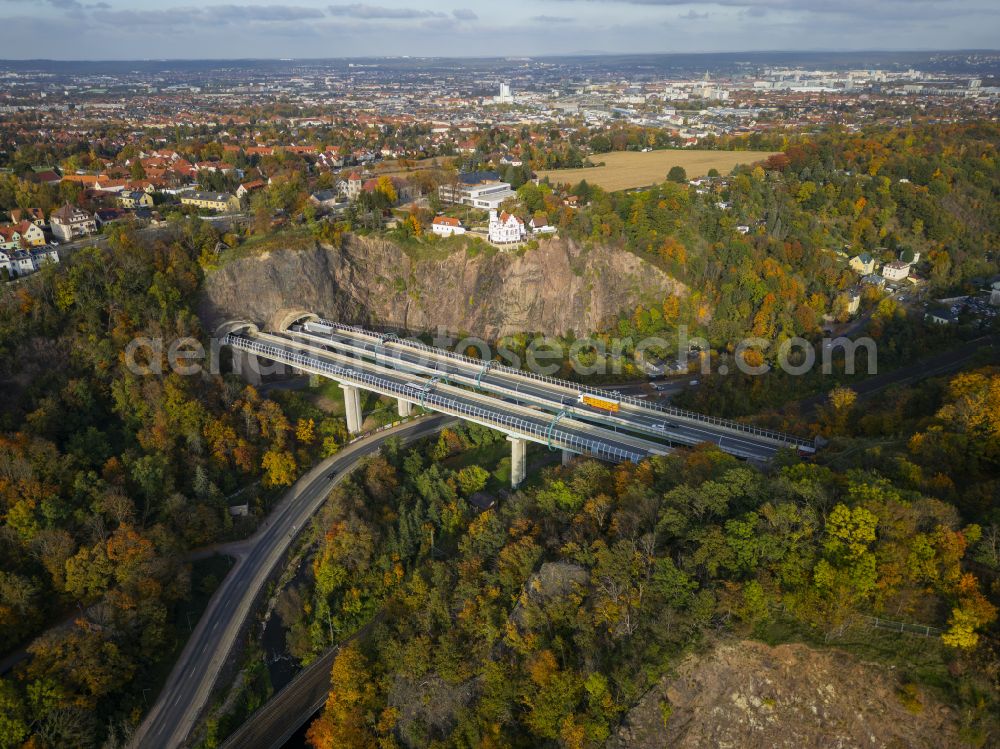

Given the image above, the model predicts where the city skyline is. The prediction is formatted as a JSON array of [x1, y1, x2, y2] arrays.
[[0, 0, 999, 60]]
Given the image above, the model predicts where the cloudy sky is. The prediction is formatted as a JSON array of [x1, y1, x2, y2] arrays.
[[0, 0, 997, 59]]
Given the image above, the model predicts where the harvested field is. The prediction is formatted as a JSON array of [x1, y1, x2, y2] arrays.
[[537, 149, 777, 191], [373, 155, 454, 177]]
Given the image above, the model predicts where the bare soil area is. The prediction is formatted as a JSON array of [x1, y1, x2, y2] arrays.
[[607, 639, 964, 749]]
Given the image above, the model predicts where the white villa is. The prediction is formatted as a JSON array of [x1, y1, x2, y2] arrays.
[[488, 210, 526, 245]]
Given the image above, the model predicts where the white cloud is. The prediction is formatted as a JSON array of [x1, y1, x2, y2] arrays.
[[327, 3, 445, 19]]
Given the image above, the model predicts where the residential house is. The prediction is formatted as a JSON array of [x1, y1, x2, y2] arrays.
[[50, 204, 96, 242], [849, 252, 875, 274], [308, 190, 341, 211], [845, 288, 862, 316], [882, 260, 910, 283], [30, 246, 58, 267], [488, 210, 526, 244], [431, 216, 466, 237], [94, 178, 129, 193], [119, 190, 155, 209], [12, 221, 45, 247], [195, 161, 236, 175], [10, 208, 45, 227], [0, 226, 21, 251], [10, 250, 35, 275], [861, 273, 886, 289], [29, 171, 61, 186], [61, 174, 101, 188], [529, 213, 556, 235], [343, 172, 364, 200], [316, 150, 344, 170], [0, 246, 57, 278], [94, 207, 129, 228], [237, 179, 266, 199], [180, 192, 241, 213]]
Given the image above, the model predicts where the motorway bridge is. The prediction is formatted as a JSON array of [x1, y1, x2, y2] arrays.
[[221, 310, 814, 485]]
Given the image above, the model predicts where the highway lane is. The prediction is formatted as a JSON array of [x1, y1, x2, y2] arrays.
[[131, 415, 454, 749], [240, 332, 666, 462], [309, 320, 810, 451], [286, 322, 790, 460]]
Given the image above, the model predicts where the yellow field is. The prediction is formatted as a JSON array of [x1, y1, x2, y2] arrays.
[[537, 149, 777, 192]]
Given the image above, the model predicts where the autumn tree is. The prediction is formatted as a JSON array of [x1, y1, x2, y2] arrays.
[[307, 644, 378, 749]]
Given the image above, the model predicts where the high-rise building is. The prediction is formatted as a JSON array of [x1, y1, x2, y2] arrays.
[[496, 82, 514, 104]]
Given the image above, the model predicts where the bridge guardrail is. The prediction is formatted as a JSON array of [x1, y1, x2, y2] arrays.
[[311, 319, 814, 450], [282, 326, 759, 460], [227, 335, 646, 464]]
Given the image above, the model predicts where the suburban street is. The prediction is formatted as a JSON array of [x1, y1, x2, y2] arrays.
[[130, 414, 453, 749]]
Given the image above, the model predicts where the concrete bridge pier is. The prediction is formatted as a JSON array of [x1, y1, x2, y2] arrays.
[[340, 384, 363, 434], [508, 436, 527, 488], [397, 399, 414, 418], [562, 449, 574, 467], [231, 348, 262, 386]]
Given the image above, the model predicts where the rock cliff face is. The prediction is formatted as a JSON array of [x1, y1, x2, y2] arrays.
[[198, 234, 684, 338]]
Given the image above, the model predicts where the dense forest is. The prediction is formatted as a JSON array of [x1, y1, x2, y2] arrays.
[[302, 366, 999, 748], [0, 222, 349, 746]]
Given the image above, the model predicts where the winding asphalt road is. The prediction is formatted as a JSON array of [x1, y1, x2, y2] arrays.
[[130, 414, 452, 749]]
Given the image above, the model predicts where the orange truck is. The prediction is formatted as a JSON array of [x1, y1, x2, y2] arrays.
[[578, 393, 620, 412]]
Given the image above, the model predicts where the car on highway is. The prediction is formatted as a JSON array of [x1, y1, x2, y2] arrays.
[[689, 380, 700, 386], [651, 422, 678, 430], [327, 469, 338, 480]]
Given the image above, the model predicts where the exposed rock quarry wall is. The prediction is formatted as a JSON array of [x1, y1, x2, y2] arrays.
[[607, 639, 962, 749], [198, 234, 685, 339]]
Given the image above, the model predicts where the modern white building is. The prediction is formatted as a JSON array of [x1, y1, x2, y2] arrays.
[[488, 210, 526, 244], [439, 174, 517, 211], [495, 82, 514, 104]]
